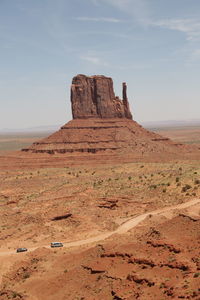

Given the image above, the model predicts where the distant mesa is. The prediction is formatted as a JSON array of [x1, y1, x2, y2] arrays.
[[22, 74, 187, 156]]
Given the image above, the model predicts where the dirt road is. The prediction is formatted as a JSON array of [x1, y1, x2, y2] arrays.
[[0, 198, 199, 257]]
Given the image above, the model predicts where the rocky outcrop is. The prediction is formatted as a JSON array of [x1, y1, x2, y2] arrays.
[[71, 75, 132, 119], [22, 74, 188, 156]]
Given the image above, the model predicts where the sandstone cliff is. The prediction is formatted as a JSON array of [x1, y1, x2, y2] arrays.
[[71, 75, 132, 119]]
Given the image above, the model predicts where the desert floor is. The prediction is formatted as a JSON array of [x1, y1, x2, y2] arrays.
[[0, 127, 200, 299]]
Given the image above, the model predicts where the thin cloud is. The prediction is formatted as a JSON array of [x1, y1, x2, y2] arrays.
[[96, 0, 151, 25], [80, 54, 109, 66], [74, 17, 124, 23], [96, 0, 200, 42], [152, 18, 200, 41]]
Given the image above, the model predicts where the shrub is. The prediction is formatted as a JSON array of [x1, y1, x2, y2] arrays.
[[12, 292, 21, 299], [194, 179, 200, 185], [23, 272, 30, 279], [149, 184, 157, 189], [182, 184, 192, 192]]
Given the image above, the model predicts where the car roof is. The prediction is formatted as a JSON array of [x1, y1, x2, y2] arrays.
[[51, 242, 62, 244]]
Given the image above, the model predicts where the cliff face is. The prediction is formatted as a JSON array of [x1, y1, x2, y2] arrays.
[[71, 75, 132, 119]]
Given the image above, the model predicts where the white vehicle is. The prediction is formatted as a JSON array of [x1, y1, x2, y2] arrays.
[[50, 242, 63, 248], [16, 247, 28, 253]]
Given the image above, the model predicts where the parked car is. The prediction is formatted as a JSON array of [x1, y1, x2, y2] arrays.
[[50, 242, 63, 248], [16, 247, 28, 253]]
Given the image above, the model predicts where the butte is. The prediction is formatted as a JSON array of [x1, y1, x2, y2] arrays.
[[22, 74, 193, 159]]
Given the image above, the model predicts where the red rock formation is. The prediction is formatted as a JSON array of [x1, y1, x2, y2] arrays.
[[22, 74, 192, 156], [71, 74, 132, 119]]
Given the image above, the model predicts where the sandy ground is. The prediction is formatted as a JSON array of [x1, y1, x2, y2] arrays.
[[0, 150, 200, 299]]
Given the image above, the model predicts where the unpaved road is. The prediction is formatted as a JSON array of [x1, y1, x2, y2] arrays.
[[0, 198, 200, 257]]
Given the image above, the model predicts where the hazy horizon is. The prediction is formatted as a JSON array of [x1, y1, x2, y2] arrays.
[[1, 0, 200, 129], [2, 118, 200, 133]]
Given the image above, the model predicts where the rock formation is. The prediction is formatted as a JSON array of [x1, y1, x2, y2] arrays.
[[71, 75, 132, 119], [22, 74, 187, 156]]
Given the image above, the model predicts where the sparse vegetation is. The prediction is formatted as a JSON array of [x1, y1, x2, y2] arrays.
[[182, 184, 192, 193]]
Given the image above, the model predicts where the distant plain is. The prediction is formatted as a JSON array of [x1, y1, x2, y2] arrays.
[[1, 125, 200, 152]]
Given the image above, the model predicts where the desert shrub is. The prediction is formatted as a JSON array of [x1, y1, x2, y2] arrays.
[[182, 184, 192, 192], [194, 272, 200, 278], [194, 179, 200, 184], [12, 291, 21, 298], [167, 183, 170, 186], [128, 176, 132, 180], [176, 177, 180, 182], [23, 272, 30, 279], [149, 184, 157, 189], [162, 188, 166, 193]]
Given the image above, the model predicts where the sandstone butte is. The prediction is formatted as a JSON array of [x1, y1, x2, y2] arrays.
[[22, 74, 195, 157]]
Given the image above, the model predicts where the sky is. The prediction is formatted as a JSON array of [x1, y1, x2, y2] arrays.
[[1, 0, 200, 129]]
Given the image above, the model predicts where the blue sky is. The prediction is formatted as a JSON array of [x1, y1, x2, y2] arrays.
[[1, 0, 200, 129]]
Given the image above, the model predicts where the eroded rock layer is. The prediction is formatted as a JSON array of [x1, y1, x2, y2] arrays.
[[22, 118, 184, 155]]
